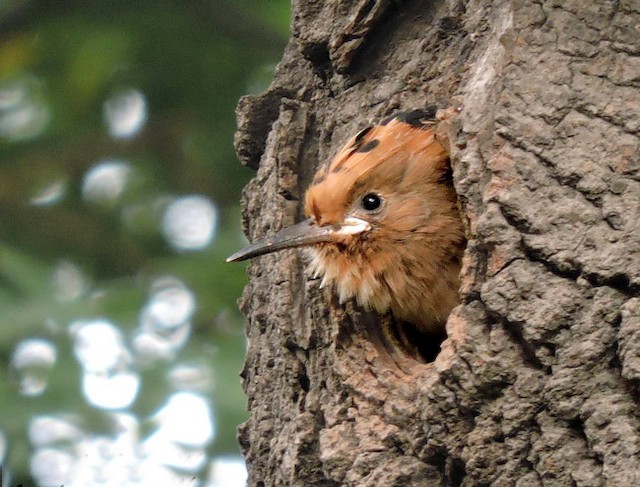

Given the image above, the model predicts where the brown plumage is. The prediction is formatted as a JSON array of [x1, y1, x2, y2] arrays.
[[228, 109, 466, 334]]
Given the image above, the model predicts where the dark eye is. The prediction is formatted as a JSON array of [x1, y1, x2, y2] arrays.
[[361, 193, 382, 212]]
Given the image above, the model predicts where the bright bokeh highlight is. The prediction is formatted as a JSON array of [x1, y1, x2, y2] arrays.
[[162, 195, 218, 251], [104, 88, 148, 139], [11, 339, 57, 396]]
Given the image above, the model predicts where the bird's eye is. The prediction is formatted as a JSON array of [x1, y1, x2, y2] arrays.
[[361, 193, 383, 212]]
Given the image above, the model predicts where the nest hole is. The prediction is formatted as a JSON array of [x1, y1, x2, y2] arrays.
[[363, 312, 446, 368], [388, 320, 446, 364]]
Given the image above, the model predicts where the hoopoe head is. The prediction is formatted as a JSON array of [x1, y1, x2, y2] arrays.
[[228, 109, 466, 333]]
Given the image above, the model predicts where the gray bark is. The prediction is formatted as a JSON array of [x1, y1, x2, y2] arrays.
[[234, 0, 640, 485]]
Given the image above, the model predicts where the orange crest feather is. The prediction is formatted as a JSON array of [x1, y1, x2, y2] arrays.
[[305, 114, 449, 226]]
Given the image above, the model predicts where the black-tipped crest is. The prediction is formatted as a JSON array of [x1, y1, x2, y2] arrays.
[[356, 139, 380, 153], [380, 106, 438, 127]]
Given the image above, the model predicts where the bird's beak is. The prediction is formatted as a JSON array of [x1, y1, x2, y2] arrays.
[[226, 217, 370, 263]]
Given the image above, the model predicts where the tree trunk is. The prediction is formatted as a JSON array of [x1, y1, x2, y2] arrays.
[[234, 0, 640, 485]]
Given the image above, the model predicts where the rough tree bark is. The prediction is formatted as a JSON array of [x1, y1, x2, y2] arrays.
[[233, 1, 640, 485]]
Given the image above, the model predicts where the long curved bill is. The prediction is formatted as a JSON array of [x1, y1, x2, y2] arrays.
[[226, 217, 370, 263]]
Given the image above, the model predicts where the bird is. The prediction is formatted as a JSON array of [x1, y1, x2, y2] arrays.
[[227, 108, 466, 336]]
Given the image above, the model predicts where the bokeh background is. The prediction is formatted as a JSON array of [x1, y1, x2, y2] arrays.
[[0, 1, 290, 485]]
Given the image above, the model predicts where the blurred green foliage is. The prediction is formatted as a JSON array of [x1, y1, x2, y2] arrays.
[[0, 0, 289, 484]]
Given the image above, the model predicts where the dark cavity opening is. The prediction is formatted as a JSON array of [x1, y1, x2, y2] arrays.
[[388, 319, 446, 364], [363, 311, 448, 368]]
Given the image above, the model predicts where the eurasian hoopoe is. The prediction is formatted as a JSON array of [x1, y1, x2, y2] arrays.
[[228, 109, 465, 335]]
